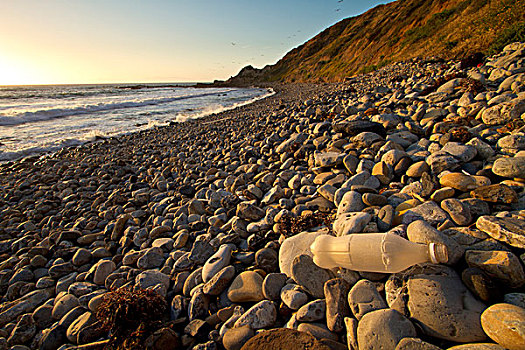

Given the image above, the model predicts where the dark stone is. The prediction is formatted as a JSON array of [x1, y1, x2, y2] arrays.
[[333, 121, 386, 137]]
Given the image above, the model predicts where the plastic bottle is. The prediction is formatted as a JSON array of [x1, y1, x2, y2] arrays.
[[310, 233, 448, 273]]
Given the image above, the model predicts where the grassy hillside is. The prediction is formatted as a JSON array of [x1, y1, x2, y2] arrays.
[[227, 0, 525, 84]]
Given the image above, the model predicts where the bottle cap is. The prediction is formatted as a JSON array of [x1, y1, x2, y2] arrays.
[[429, 243, 448, 264]]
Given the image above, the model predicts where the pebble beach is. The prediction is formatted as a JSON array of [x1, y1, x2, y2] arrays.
[[1, 42, 525, 350]]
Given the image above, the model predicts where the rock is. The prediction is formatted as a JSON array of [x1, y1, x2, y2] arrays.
[[135, 270, 170, 295], [447, 344, 505, 350], [333, 120, 386, 137], [236, 202, 265, 221], [39, 324, 67, 350], [426, 152, 460, 174], [357, 309, 416, 350], [52, 294, 79, 320], [291, 254, 331, 298], [462, 267, 502, 302], [202, 244, 233, 282], [402, 201, 449, 227], [378, 205, 394, 231], [144, 327, 180, 350], [362, 193, 387, 206], [7, 313, 35, 346], [279, 229, 327, 277], [333, 212, 372, 236], [441, 198, 472, 225], [227, 271, 264, 303], [71, 249, 92, 266], [32, 303, 53, 329], [262, 273, 287, 301], [492, 157, 525, 178], [296, 299, 326, 322], [234, 300, 276, 329], [395, 337, 442, 350], [315, 152, 344, 167], [0, 289, 51, 327], [92, 260, 116, 285], [297, 323, 338, 341], [465, 250, 525, 288], [240, 328, 331, 350], [388, 266, 486, 342], [442, 142, 477, 163], [324, 278, 350, 333], [255, 248, 278, 273], [481, 303, 525, 350], [66, 311, 97, 344], [188, 289, 209, 321], [471, 184, 518, 203], [504, 293, 525, 309], [439, 173, 478, 192], [336, 191, 365, 216], [137, 247, 165, 269], [280, 284, 308, 310], [222, 326, 254, 350], [202, 265, 235, 296], [348, 279, 387, 320], [406, 161, 430, 177], [476, 215, 525, 249]]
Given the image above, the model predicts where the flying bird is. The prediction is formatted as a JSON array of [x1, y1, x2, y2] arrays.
[[335, 8, 340, 11], [338, 0, 343, 3], [231, 42, 236, 46]]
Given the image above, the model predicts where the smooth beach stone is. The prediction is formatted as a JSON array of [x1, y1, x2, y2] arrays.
[[402, 201, 449, 227], [234, 300, 276, 329], [135, 270, 170, 292], [71, 249, 92, 266], [188, 289, 210, 321], [241, 328, 331, 350], [324, 278, 350, 333], [372, 161, 393, 185], [492, 157, 525, 178], [291, 254, 331, 298], [357, 309, 416, 350], [222, 326, 254, 350], [431, 187, 455, 202], [471, 184, 518, 203], [202, 265, 235, 296], [362, 193, 387, 206], [407, 220, 463, 264], [262, 273, 287, 301], [400, 266, 487, 342], [280, 284, 308, 310], [297, 323, 339, 341], [439, 172, 478, 192], [442, 142, 477, 163], [406, 161, 430, 178], [336, 191, 364, 217], [296, 299, 326, 322], [202, 244, 233, 282], [395, 337, 442, 350], [476, 215, 525, 248], [498, 134, 525, 150], [227, 271, 264, 303], [255, 248, 278, 273], [378, 204, 394, 231], [426, 152, 460, 174], [440, 198, 472, 226], [278, 229, 328, 277], [52, 294, 79, 320], [504, 293, 525, 309], [465, 250, 525, 288], [333, 212, 372, 236], [314, 151, 344, 168], [461, 267, 502, 302], [333, 120, 386, 137], [348, 279, 387, 320], [92, 260, 116, 285], [481, 303, 525, 350]]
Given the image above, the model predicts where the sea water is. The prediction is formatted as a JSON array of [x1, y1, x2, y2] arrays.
[[0, 84, 272, 162]]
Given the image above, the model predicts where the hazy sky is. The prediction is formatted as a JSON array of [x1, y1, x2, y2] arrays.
[[0, 0, 389, 85]]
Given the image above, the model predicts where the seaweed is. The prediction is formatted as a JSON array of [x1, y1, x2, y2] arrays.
[[278, 212, 333, 237], [96, 287, 168, 350]]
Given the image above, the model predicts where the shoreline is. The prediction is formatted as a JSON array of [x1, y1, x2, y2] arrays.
[[0, 44, 525, 349]]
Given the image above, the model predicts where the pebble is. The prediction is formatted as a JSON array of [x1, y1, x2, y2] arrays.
[[481, 303, 525, 350], [280, 284, 308, 310], [262, 273, 287, 301], [291, 254, 331, 298], [234, 300, 277, 329], [227, 271, 264, 302], [202, 244, 233, 282], [295, 299, 326, 322], [357, 309, 416, 350], [476, 215, 525, 249], [347, 279, 387, 320], [465, 250, 525, 288], [324, 278, 350, 333]]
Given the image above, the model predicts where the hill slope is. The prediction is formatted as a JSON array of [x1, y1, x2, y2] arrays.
[[226, 0, 525, 84]]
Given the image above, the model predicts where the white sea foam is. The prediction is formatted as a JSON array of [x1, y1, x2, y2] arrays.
[[0, 84, 272, 162]]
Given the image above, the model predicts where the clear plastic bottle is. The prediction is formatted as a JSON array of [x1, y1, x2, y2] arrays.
[[310, 233, 448, 273]]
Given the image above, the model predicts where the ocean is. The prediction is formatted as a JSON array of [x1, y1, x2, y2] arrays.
[[0, 84, 273, 162]]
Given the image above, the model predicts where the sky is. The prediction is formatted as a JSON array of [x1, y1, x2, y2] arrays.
[[0, 0, 390, 85]]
